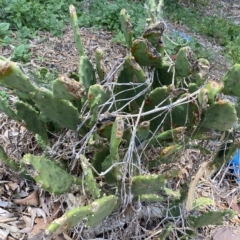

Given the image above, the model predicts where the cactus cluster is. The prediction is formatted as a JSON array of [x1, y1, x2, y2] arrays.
[[0, 2, 239, 239]]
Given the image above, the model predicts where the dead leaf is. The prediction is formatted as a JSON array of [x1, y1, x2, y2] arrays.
[[35, 208, 47, 223], [0, 208, 12, 219], [28, 217, 50, 237], [0, 228, 9, 239], [0, 201, 9, 208], [227, 196, 240, 215], [0, 223, 19, 233], [39, 196, 50, 217], [19, 216, 33, 233], [213, 227, 240, 240], [9, 231, 23, 239], [7, 182, 19, 191], [14, 190, 39, 206]]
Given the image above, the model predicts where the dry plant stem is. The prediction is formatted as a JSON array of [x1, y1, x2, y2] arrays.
[[186, 161, 209, 211], [0, 217, 18, 223], [121, 100, 145, 208], [116, 89, 200, 118], [103, 58, 125, 84]]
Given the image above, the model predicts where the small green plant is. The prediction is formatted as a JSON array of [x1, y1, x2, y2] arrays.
[[163, 30, 214, 60], [11, 44, 30, 62], [77, 0, 146, 39], [0, 22, 12, 46], [0, 22, 10, 38], [164, 0, 240, 63]]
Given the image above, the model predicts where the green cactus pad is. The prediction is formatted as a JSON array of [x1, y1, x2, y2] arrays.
[[142, 21, 165, 53], [120, 9, 133, 48], [92, 146, 110, 174], [15, 101, 48, 144], [164, 96, 199, 129], [200, 99, 237, 131], [149, 144, 183, 168], [0, 95, 19, 121], [131, 174, 166, 195], [143, 86, 170, 133], [188, 210, 235, 228], [204, 79, 224, 103], [88, 84, 110, 126], [95, 48, 106, 81], [147, 127, 186, 147], [136, 121, 150, 145], [0, 146, 20, 172], [175, 47, 195, 77], [222, 63, 240, 97], [159, 144, 182, 159], [0, 60, 38, 93], [102, 116, 124, 183], [52, 75, 85, 100], [192, 58, 210, 86], [79, 154, 101, 199], [46, 205, 89, 235], [139, 194, 164, 202], [79, 56, 96, 94], [20, 154, 74, 195], [153, 61, 174, 88], [115, 55, 147, 111], [86, 195, 118, 227], [198, 88, 209, 110], [131, 38, 162, 68], [32, 88, 81, 131], [69, 5, 85, 56], [193, 197, 214, 210], [46, 195, 118, 235], [38, 112, 52, 122], [210, 142, 238, 170], [188, 83, 199, 93]]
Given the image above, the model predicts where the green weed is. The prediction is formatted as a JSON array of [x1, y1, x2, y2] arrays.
[[77, 0, 146, 39], [11, 44, 31, 62], [0, 0, 82, 37], [164, 0, 240, 63]]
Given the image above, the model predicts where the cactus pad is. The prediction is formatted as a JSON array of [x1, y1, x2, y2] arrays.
[[20, 154, 74, 195], [204, 79, 224, 103], [131, 174, 166, 195], [200, 99, 237, 131], [188, 210, 235, 228], [79, 154, 101, 199], [0, 60, 38, 93], [120, 9, 133, 48], [86, 195, 118, 227], [222, 63, 240, 97], [175, 47, 195, 77], [0, 94, 19, 121], [15, 101, 48, 143], [143, 22, 165, 44], [131, 38, 162, 68], [32, 88, 81, 131], [95, 48, 106, 81], [52, 75, 85, 100], [115, 55, 147, 111]]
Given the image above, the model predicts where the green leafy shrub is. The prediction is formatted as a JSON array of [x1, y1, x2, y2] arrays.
[[0, 0, 82, 37], [11, 44, 30, 62], [78, 0, 146, 38], [164, 0, 240, 63]]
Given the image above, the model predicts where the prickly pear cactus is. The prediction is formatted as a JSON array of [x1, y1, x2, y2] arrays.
[[0, 2, 239, 239]]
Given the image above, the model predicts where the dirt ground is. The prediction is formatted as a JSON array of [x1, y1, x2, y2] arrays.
[[0, 1, 240, 239]]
